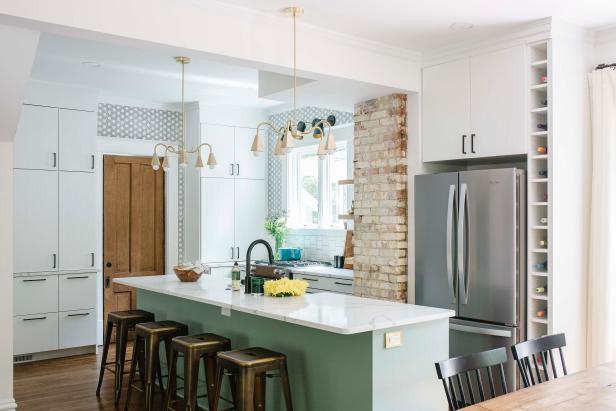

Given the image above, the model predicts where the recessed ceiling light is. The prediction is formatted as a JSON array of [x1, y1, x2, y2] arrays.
[[81, 61, 101, 68], [450, 22, 474, 31]]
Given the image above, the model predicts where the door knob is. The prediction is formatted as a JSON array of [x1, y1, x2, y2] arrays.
[[106, 261, 112, 268]]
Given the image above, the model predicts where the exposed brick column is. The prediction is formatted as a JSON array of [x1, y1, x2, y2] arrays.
[[353, 94, 408, 302]]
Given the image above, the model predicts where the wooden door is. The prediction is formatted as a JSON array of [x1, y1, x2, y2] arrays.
[[422, 58, 471, 162], [103, 155, 165, 327], [59, 109, 96, 172], [470, 45, 527, 158]]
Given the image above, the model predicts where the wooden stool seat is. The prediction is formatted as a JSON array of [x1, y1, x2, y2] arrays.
[[124, 320, 189, 411], [213, 347, 293, 411], [96, 309, 155, 407], [166, 333, 232, 411]]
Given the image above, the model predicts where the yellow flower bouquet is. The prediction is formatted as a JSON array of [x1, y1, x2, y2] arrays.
[[264, 278, 309, 297]]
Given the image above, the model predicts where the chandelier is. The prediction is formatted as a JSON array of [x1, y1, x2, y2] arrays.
[[151, 56, 217, 171], [250, 7, 336, 159]]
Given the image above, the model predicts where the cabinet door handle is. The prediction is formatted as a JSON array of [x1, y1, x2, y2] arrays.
[[462, 135, 467, 154], [302, 277, 318, 282], [334, 281, 353, 286], [67, 313, 90, 317], [91, 155, 95, 170], [22, 278, 47, 282], [52, 253, 57, 269], [23, 316, 47, 321], [236, 163, 240, 176], [471, 133, 476, 154], [236, 247, 240, 259], [91, 252, 95, 267], [67, 276, 88, 280], [230, 247, 235, 259], [229, 163, 234, 176], [52, 153, 57, 168]]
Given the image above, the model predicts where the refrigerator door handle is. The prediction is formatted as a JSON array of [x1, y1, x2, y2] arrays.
[[458, 183, 470, 304], [449, 323, 513, 338], [446, 184, 457, 303]]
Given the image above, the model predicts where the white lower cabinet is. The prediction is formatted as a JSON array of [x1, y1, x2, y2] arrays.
[[59, 273, 96, 311], [293, 273, 354, 295], [14, 313, 59, 355], [59, 309, 96, 349], [13, 272, 96, 356], [13, 275, 58, 316]]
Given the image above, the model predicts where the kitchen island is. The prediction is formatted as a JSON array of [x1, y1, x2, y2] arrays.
[[115, 275, 454, 411]]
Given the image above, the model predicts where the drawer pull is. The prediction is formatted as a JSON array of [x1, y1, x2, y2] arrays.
[[66, 276, 89, 280], [334, 282, 353, 286], [302, 278, 319, 282], [23, 317, 47, 321], [67, 313, 90, 317], [22, 278, 47, 282]]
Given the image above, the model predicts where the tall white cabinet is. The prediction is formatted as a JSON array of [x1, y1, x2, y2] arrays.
[[13, 103, 97, 360], [199, 123, 268, 263]]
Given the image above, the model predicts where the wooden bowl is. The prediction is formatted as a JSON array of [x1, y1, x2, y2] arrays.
[[173, 266, 203, 282]]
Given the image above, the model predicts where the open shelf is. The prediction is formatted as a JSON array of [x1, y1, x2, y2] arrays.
[[530, 59, 548, 68], [531, 131, 548, 136], [530, 83, 548, 90], [338, 179, 354, 185], [338, 214, 354, 220], [530, 107, 548, 113]]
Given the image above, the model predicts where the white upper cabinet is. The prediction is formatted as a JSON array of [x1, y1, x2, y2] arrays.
[[59, 110, 96, 172], [201, 124, 235, 178], [234, 127, 266, 180], [14, 105, 58, 170], [423, 58, 471, 162], [422, 45, 526, 162], [14, 170, 59, 273], [201, 178, 236, 263], [234, 179, 268, 261], [59, 172, 97, 271], [469, 45, 526, 158]]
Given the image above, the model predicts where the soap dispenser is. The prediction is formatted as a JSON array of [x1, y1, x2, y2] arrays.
[[231, 262, 241, 291]]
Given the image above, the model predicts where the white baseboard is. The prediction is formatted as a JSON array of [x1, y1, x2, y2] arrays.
[[0, 397, 17, 411]]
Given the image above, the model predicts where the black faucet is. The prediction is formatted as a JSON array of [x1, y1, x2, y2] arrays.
[[244, 239, 274, 294]]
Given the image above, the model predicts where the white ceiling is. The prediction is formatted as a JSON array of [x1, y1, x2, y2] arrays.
[[31, 33, 281, 108], [213, 0, 616, 51]]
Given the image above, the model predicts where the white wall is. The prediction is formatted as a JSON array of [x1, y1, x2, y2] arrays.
[[593, 27, 616, 67], [0, 24, 39, 411]]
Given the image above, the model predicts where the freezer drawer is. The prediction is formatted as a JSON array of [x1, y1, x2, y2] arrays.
[[14, 313, 59, 355], [59, 272, 97, 311], [449, 319, 519, 391], [13, 275, 58, 316]]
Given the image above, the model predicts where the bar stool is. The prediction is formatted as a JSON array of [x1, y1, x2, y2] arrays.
[[124, 320, 189, 411], [96, 309, 155, 406], [213, 347, 293, 411], [165, 333, 232, 411]]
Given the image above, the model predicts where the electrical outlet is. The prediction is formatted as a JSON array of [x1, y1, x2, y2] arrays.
[[221, 307, 231, 317], [385, 331, 402, 349]]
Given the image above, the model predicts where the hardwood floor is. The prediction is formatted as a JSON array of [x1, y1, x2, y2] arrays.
[[14, 345, 165, 411]]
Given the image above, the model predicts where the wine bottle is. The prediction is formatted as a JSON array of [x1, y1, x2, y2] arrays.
[[536, 309, 547, 318], [540, 74, 548, 83], [535, 286, 547, 294], [538, 169, 548, 177], [536, 146, 548, 154], [539, 239, 547, 247], [541, 99, 548, 106], [537, 123, 548, 130], [534, 261, 548, 270], [540, 217, 548, 224]]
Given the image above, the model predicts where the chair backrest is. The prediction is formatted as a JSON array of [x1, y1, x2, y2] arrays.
[[435, 347, 509, 410], [511, 333, 567, 388]]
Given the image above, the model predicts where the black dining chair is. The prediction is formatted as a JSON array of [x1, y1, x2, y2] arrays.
[[435, 347, 510, 410], [511, 333, 567, 388]]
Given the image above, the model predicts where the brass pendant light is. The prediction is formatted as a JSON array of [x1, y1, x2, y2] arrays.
[[151, 56, 217, 171], [250, 6, 336, 159]]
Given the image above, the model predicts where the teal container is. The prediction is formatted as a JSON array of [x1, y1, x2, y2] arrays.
[[278, 247, 302, 261]]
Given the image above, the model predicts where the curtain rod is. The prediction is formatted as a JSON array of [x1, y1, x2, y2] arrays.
[[596, 63, 616, 70]]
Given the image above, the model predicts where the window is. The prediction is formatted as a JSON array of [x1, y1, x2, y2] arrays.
[[286, 141, 348, 228]]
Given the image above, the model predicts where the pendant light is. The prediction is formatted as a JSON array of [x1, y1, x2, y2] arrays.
[[249, 7, 336, 158], [151, 56, 217, 171]]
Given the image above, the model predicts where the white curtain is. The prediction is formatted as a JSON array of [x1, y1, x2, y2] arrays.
[[587, 68, 616, 367]]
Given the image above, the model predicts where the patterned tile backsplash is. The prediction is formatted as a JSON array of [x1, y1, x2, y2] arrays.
[[284, 230, 347, 264]]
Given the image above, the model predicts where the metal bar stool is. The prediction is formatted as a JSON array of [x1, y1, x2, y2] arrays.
[[124, 320, 189, 411], [96, 309, 155, 406], [165, 333, 233, 411], [212, 347, 293, 411]]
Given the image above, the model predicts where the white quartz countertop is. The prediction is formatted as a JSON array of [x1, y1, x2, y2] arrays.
[[292, 266, 353, 279], [115, 275, 454, 335]]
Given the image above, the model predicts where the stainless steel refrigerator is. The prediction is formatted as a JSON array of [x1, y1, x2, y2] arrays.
[[415, 168, 525, 389]]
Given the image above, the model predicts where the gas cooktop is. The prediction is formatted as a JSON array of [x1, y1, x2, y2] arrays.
[[255, 260, 331, 268]]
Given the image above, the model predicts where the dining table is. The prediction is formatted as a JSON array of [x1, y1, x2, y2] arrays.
[[466, 361, 616, 410]]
